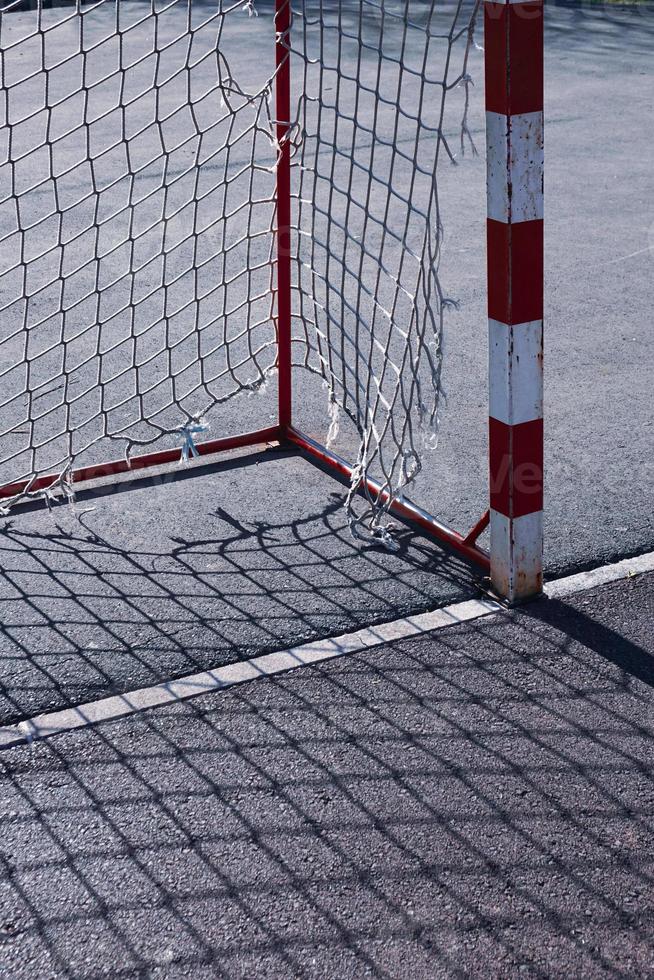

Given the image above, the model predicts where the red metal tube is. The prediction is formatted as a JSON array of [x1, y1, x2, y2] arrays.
[[463, 508, 490, 546], [275, 0, 293, 431], [285, 427, 490, 571], [0, 425, 282, 500]]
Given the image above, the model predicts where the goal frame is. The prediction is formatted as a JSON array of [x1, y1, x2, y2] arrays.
[[0, 0, 544, 604]]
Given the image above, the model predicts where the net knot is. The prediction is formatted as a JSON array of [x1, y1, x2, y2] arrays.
[[180, 418, 210, 465]]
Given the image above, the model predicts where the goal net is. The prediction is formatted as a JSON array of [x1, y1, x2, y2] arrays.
[[0, 0, 479, 541]]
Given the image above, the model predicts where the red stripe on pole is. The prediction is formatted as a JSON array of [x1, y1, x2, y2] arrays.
[[489, 417, 543, 519], [487, 218, 543, 325], [275, 0, 292, 431], [484, 1, 544, 117]]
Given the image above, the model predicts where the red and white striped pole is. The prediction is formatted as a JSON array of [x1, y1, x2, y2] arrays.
[[485, 0, 544, 602]]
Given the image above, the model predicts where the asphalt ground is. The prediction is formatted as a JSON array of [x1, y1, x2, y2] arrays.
[[0, 3, 652, 976], [0, 450, 479, 727], [0, 569, 652, 979], [0, 0, 653, 728]]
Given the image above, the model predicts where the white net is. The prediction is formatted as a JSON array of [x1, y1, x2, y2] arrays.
[[288, 0, 478, 541], [0, 0, 479, 531]]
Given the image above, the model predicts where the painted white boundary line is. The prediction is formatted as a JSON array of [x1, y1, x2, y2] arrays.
[[0, 598, 499, 750], [544, 551, 654, 599], [1, 551, 653, 750]]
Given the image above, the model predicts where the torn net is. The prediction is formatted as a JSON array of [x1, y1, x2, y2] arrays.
[[0, 0, 479, 536], [287, 0, 479, 542]]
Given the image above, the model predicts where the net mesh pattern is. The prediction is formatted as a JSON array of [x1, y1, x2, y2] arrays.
[[288, 0, 478, 540], [0, 0, 479, 530]]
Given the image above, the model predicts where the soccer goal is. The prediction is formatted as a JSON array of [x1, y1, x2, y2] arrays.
[[0, 0, 543, 603]]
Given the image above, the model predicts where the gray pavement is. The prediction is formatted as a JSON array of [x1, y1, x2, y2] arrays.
[[0, 569, 653, 979], [0, 450, 478, 726], [0, 0, 652, 745]]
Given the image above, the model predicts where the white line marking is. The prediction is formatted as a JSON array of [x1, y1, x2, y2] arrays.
[[543, 550, 654, 599], [608, 244, 653, 264], [1, 551, 653, 750]]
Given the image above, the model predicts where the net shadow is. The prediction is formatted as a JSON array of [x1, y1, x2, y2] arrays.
[[0, 580, 653, 977], [0, 450, 479, 726]]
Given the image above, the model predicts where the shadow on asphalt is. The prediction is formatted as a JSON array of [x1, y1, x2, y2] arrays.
[[524, 597, 654, 690], [0, 450, 477, 727], [545, 0, 654, 57], [0, 576, 653, 977]]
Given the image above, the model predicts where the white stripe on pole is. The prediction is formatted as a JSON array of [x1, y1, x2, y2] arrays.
[[489, 318, 544, 427], [490, 510, 544, 602], [486, 111, 544, 224]]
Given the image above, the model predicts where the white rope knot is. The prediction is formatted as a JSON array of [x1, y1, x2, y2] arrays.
[[180, 419, 210, 465]]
